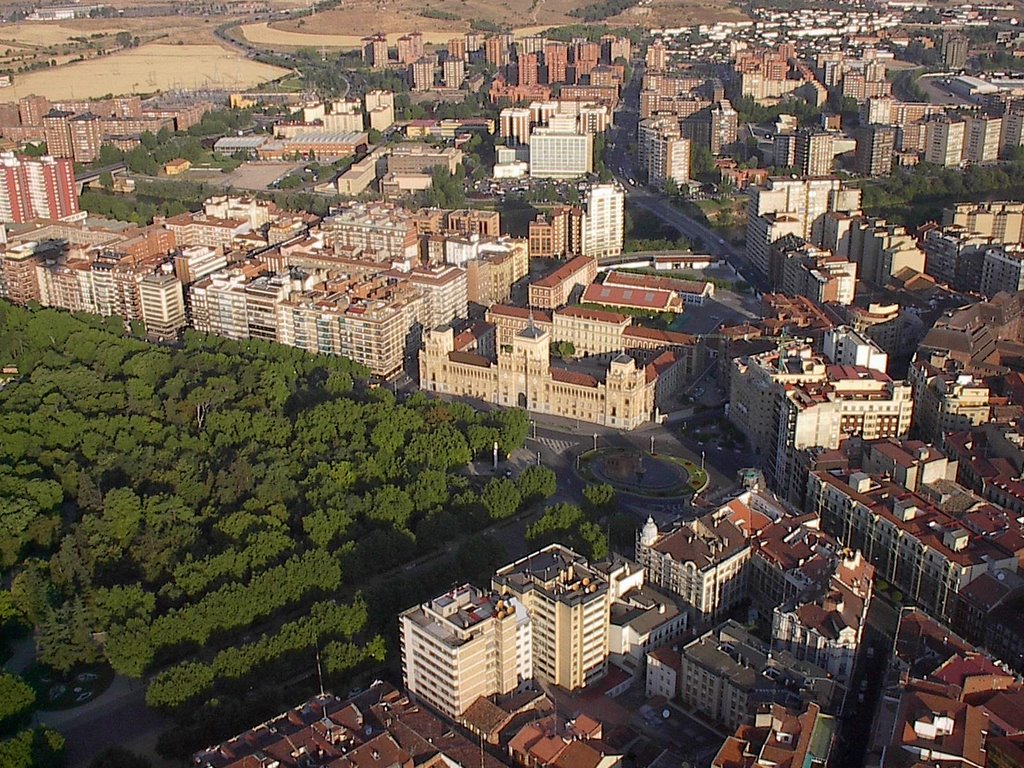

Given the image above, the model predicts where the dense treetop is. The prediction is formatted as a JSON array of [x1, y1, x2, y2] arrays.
[[0, 302, 532, 754]]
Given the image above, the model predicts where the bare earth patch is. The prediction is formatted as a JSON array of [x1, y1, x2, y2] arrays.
[[1, 43, 289, 99]]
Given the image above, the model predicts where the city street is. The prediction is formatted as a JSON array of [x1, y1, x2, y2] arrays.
[[606, 63, 770, 297]]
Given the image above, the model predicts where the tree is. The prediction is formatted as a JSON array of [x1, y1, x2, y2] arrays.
[[0, 727, 65, 768], [690, 143, 716, 180], [492, 409, 529, 454], [516, 465, 557, 503], [583, 483, 615, 512], [481, 477, 522, 520], [0, 674, 35, 732], [456, 534, 507, 583], [36, 599, 98, 673], [368, 128, 383, 144]]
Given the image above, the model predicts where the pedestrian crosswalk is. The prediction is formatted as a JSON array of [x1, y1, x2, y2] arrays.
[[534, 436, 577, 454]]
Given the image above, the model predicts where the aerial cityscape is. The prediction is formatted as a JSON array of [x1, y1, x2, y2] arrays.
[[6, 0, 1024, 767]]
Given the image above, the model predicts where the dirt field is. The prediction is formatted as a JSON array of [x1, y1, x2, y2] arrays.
[[610, 0, 748, 26], [220, 162, 301, 190], [1, 43, 289, 99], [0, 23, 130, 46], [252, 0, 744, 45], [240, 22, 558, 50]]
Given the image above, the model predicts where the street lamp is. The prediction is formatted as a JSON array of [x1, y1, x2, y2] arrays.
[[650, 435, 655, 454], [536, 451, 542, 466], [531, 419, 537, 440], [701, 450, 706, 470], [593, 433, 599, 451]]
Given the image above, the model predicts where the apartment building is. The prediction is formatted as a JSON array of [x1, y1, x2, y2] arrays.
[[855, 124, 896, 176], [921, 225, 993, 291], [528, 128, 593, 178], [965, 115, 1001, 164], [924, 118, 966, 168], [730, 342, 914, 499], [580, 184, 624, 259], [397, 32, 424, 65], [163, 212, 251, 250], [365, 90, 396, 132], [807, 470, 1024, 621], [860, 441, 953, 497], [748, 513, 840, 620], [463, 240, 529, 307], [638, 116, 691, 187], [909, 360, 990, 443], [831, 217, 926, 285], [492, 545, 611, 691], [636, 508, 751, 626], [845, 302, 906, 358], [795, 131, 834, 177], [324, 201, 421, 264], [981, 246, 1024, 296], [204, 195, 274, 230], [822, 326, 888, 373], [139, 271, 186, 341], [770, 551, 874, 685], [712, 703, 836, 768], [404, 265, 468, 329], [173, 245, 228, 285], [769, 236, 857, 305], [944, 200, 1024, 245], [362, 34, 389, 68], [69, 112, 102, 163], [0, 152, 78, 224], [745, 177, 861, 277], [399, 584, 531, 719], [41, 109, 73, 158], [528, 255, 598, 309], [277, 289, 421, 379], [680, 620, 837, 730]]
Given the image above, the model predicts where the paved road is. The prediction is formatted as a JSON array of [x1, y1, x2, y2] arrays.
[[34, 676, 172, 768], [606, 62, 769, 296]]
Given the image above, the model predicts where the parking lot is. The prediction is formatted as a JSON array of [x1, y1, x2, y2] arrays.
[[221, 161, 302, 190]]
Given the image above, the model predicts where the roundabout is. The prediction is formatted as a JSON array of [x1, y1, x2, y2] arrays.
[[580, 448, 708, 497]]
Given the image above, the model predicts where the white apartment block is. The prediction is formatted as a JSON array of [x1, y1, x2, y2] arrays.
[[400, 584, 532, 718], [980, 246, 1024, 296], [529, 128, 594, 179], [924, 119, 965, 168], [965, 116, 1001, 165], [405, 265, 468, 328], [580, 183, 624, 259], [823, 325, 888, 373], [745, 177, 861, 277], [730, 342, 914, 498]]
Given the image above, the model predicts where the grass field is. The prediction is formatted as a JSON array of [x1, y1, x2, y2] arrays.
[[1, 43, 289, 99]]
